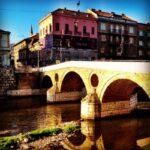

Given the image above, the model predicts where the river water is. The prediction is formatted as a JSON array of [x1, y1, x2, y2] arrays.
[[0, 102, 150, 150]]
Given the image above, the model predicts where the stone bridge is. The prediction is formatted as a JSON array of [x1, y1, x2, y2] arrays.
[[38, 61, 150, 119]]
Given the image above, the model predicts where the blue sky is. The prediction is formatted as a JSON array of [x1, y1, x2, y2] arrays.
[[0, 0, 149, 44]]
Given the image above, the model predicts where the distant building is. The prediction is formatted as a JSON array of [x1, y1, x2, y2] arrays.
[[0, 29, 11, 67], [39, 8, 98, 63], [13, 33, 39, 69], [88, 9, 139, 59], [137, 23, 150, 59]]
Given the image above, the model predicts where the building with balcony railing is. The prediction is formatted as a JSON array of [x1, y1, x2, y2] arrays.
[[87, 9, 138, 59], [137, 23, 150, 59], [13, 33, 39, 69], [39, 8, 98, 63]]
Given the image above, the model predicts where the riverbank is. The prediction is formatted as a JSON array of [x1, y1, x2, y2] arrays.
[[0, 121, 80, 150]]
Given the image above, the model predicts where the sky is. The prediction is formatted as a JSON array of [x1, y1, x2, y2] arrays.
[[0, 0, 149, 44]]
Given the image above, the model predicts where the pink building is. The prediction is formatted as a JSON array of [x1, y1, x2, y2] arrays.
[[39, 8, 98, 62]]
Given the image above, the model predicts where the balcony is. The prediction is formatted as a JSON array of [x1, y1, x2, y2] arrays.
[[109, 29, 122, 34], [65, 30, 72, 35], [74, 31, 82, 36], [83, 32, 90, 37]]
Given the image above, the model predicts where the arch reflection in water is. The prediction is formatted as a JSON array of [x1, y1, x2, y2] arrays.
[[62, 120, 105, 150], [62, 118, 150, 150]]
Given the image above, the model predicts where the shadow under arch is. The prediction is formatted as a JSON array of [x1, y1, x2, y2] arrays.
[[102, 79, 149, 103], [60, 71, 87, 98], [41, 75, 53, 89]]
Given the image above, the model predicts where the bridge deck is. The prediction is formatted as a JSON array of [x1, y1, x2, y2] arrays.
[[40, 61, 150, 73]]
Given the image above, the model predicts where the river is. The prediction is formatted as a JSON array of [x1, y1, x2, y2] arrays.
[[0, 101, 150, 150]]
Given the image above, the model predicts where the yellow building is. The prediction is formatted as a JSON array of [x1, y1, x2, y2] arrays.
[[13, 34, 39, 70]]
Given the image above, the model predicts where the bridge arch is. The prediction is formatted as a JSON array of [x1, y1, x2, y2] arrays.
[[60, 71, 87, 97], [41, 75, 53, 89], [100, 74, 149, 103]]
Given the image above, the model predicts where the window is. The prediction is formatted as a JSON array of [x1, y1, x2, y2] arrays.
[[116, 36, 119, 42], [129, 26, 134, 34], [46, 26, 48, 34], [110, 24, 113, 32], [83, 26, 87, 34], [74, 25, 78, 33], [49, 24, 52, 33], [139, 50, 143, 56], [147, 32, 150, 37], [1, 34, 8, 47], [55, 23, 60, 31], [100, 23, 106, 31], [101, 35, 106, 41], [116, 25, 119, 33], [65, 24, 69, 33], [101, 47, 105, 53], [121, 26, 124, 33], [139, 40, 143, 46], [129, 37, 134, 44], [91, 27, 95, 34], [139, 30, 144, 36]]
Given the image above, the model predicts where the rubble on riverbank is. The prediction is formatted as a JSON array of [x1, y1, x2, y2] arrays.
[[0, 121, 80, 150]]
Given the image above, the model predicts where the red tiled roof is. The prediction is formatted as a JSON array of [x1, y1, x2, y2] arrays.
[[91, 9, 137, 22], [52, 8, 96, 20]]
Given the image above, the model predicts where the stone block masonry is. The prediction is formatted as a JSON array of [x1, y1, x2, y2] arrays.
[[0, 68, 16, 97]]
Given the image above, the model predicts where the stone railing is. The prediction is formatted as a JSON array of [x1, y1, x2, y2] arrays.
[[7, 89, 47, 97], [47, 91, 82, 103]]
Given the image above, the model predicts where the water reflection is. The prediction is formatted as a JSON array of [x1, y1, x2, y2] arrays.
[[0, 103, 80, 136], [64, 118, 150, 150], [0, 102, 150, 150]]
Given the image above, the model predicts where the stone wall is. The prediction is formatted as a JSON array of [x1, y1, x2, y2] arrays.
[[101, 101, 131, 118], [0, 68, 16, 97], [47, 91, 82, 103]]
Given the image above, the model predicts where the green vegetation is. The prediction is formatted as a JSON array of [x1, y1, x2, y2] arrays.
[[0, 136, 19, 150], [62, 124, 80, 133], [0, 123, 80, 150], [25, 127, 62, 141]]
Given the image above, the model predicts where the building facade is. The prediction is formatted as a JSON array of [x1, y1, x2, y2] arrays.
[[13, 34, 39, 69], [39, 8, 98, 63], [137, 23, 150, 59], [88, 9, 139, 59], [0, 29, 11, 67]]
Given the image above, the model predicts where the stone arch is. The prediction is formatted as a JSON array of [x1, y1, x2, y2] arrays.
[[60, 71, 87, 97], [41, 75, 53, 89], [101, 77, 149, 103]]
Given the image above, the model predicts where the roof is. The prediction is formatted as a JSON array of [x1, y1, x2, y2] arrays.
[[0, 29, 11, 34], [52, 8, 96, 20], [13, 33, 39, 47], [90, 9, 137, 23]]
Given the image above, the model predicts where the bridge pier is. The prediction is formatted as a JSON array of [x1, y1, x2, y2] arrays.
[[81, 89, 101, 120]]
